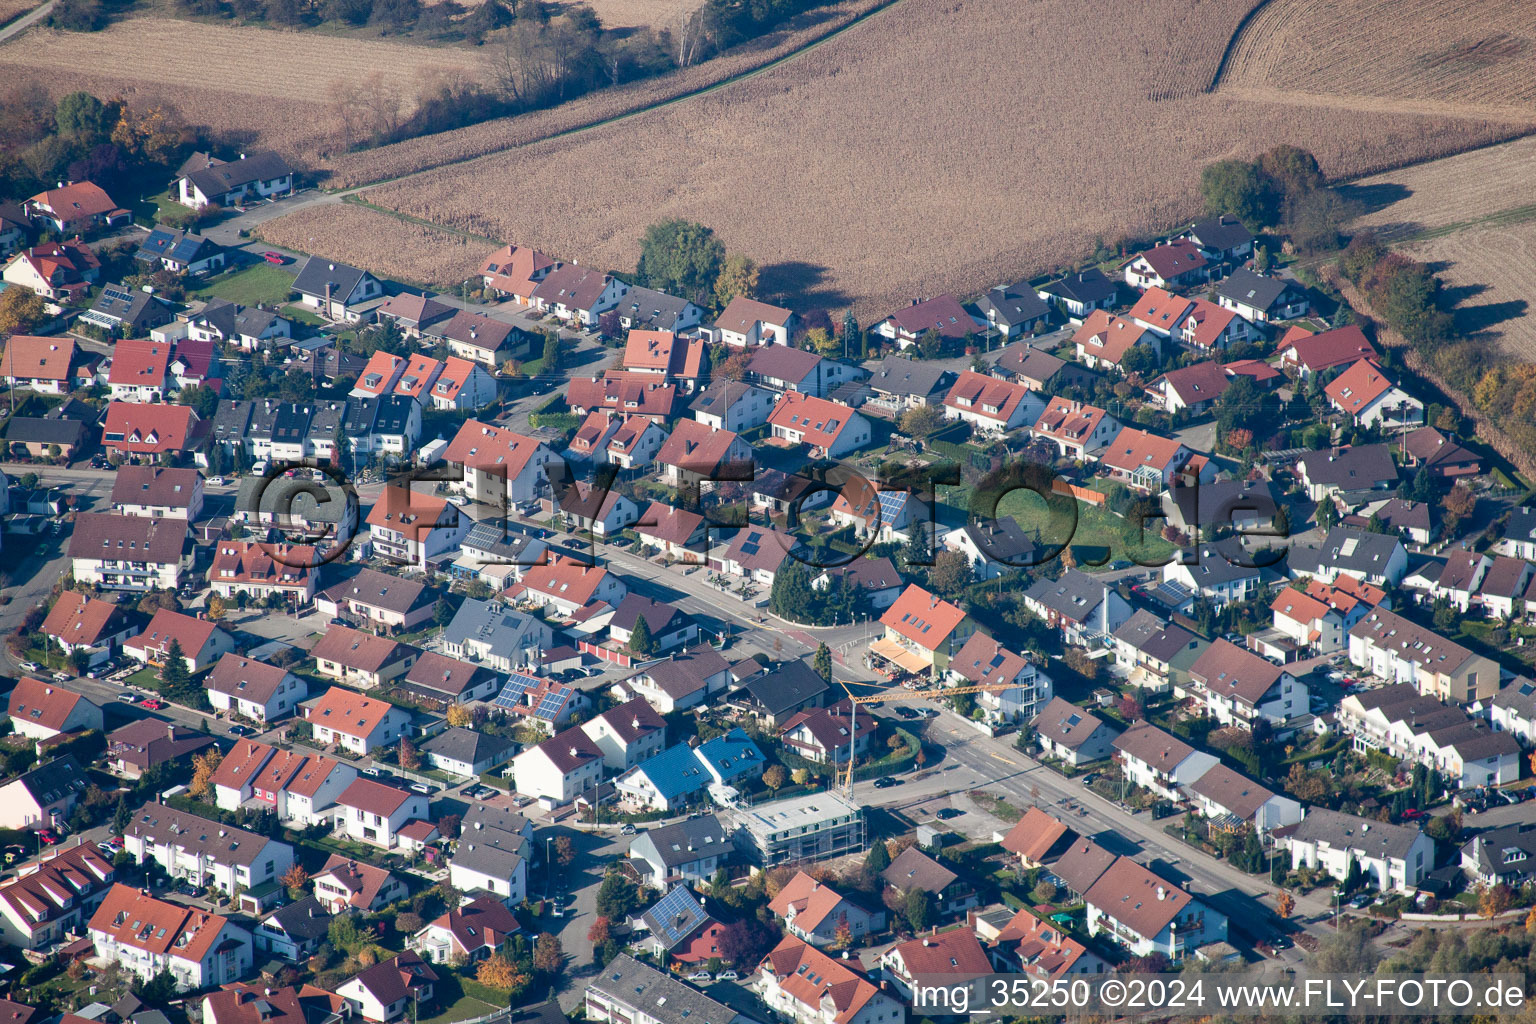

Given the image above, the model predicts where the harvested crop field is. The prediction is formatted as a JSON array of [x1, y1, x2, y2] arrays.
[[0, 0, 37, 25], [254, 203, 488, 288], [0, 18, 491, 162], [1345, 135, 1536, 241], [1404, 221, 1536, 361], [556, 0, 700, 30], [1218, 0, 1536, 121], [358, 0, 1528, 317], [321, 0, 891, 186]]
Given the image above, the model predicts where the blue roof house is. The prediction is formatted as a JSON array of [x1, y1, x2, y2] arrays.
[[614, 743, 712, 812], [694, 728, 764, 787]]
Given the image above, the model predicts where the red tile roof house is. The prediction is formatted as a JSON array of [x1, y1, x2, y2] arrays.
[[208, 540, 318, 603], [2, 239, 100, 300], [579, 696, 666, 771], [40, 591, 137, 667], [1324, 358, 1425, 429], [101, 402, 206, 465], [981, 906, 1109, 980], [110, 464, 204, 520], [1100, 427, 1197, 492], [1176, 297, 1257, 351], [1126, 287, 1195, 338], [1143, 360, 1236, 415], [520, 557, 627, 617], [635, 502, 708, 563], [203, 986, 346, 1024], [123, 608, 236, 674], [1123, 239, 1208, 290], [601, 415, 668, 471], [1000, 806, 1080, 869], [779, 699, 876, 765], [567, 372, 680, 424], [623, 329, 707, 384], [432, 310, 532, 367], [206, 653, 308, 723], [0, 335, 74, 394], [1071, 310, 1161, 372], [5, 677, 102, 741], [334, 951, 437, 1023], [309, 627, 419, 690], [530, 263, 630, 326], [710, 296, 798, 347], [875, 294, 983, 348], [1031, 397, 1121, 461], [618, 644, 732, 714], [946, 632, 1051, 725], [942, 370, 1044, 433], [312, 854, 406, 914], [409, 894, 520, 965], [105, 339, 173, 403], [768, 871, 886, 948], [767, 391, 872, 458], [757, 937, 901, 1024], [509, 725, 605, 803], [88, 883, 252, 989], [874, 583, 972, 678], [1083, 856, 1226, 960], [480, 243, 559, 303], [335, 777, 430, 849], [1275, 324, 1378, 378], [444, 419, 558, 505], [655, 418, 752, 491], [304, 687, 413, 756], [365, 486, 470, 570], [879, 926, 992, 999], [1188, 639, 1306, 728], [25, 181, 129, 233], [0, 841, 116, 950]]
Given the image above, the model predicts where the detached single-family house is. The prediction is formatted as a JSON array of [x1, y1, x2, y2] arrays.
[[531, 264, 629, 325], [711, 297, 798, 347], [26, 181, 128, 233], [942, 370, 1042, 433], [1188, 639, 1306, 728], [767, 391, 872, 458], [175, 151, 294, 207], [1031, 697, 1118, 765], [1032, 398, 1120, 460], [1037, 268, 1118, 319], [1124, 240, 1208, 290], [1214, 268, 1309, 324], [206, 654, 308, 723], [1325, 359, 1424, 428], [335, 779, 430, 850], [1084, 857, 1226, 960], [875, 295, 981, 347], [1, 335, 74, 394], [1273, 809, 1432, 893], [1276, 325, 1377, 378], [977, 281, 1051, 338], [293, 258, 384, 323], [769, 871, 885, 947], [1072, 310, 1159, 371], [510, 726, 604, 804], [304, 687, 413, 755], [6, 677, 102, 741], [1022, 570, 1131, 646], [124, 609, 236, 675], [1112, 722, 1218, 802], [1184, 763, 1302, 833], [334, 952, 436, 1023], [309, 627, 418, 690]]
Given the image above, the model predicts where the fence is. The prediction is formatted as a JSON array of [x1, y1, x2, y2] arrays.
[[1051, 479, 1107, 506]]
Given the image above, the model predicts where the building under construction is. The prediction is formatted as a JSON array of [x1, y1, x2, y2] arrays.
[[723, 791, 866, 867]]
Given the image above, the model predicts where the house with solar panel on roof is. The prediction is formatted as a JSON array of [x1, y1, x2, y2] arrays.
[[828, 482, 916, 543], [491, 672, 586, 736], [637, 885, 727, 964]]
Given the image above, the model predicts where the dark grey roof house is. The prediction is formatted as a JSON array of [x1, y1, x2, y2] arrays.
[[977, 281, 1051, 337]]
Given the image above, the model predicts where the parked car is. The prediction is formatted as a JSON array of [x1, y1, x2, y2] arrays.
[[687, 972, 711, 983], [936, 807, 964, 820], [872, 777, 899, 789], [208, 476, 226, 486], [37, 831, 57, 845], [361, 766, 382, 777], [261, 252, 289, 265], [229, 725, 251, 736], [139, 698, 165, 710], [18, 661, 40, 673], [116, 692, 137, 702], [410, 783, 431, 795], [97, 841, 116, 854], [716, 970, 739, 982], [619, 823, 636, 835]]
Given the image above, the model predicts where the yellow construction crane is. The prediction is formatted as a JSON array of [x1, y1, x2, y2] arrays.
[[832, 677, 1027, 793]]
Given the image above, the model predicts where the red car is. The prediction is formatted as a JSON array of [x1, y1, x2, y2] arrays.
[[1402, 808, 1427, 820], [139, 698, 166, 710], [261, 251, 289, 265], [37, 831, 57, 845]]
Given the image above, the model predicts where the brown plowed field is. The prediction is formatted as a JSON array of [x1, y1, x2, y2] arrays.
[[255, 204, 488, 288]]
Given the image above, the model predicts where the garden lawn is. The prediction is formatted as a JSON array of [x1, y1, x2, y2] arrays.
[[192, 263, 296, 307], [419, 997, 500, 1024]]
